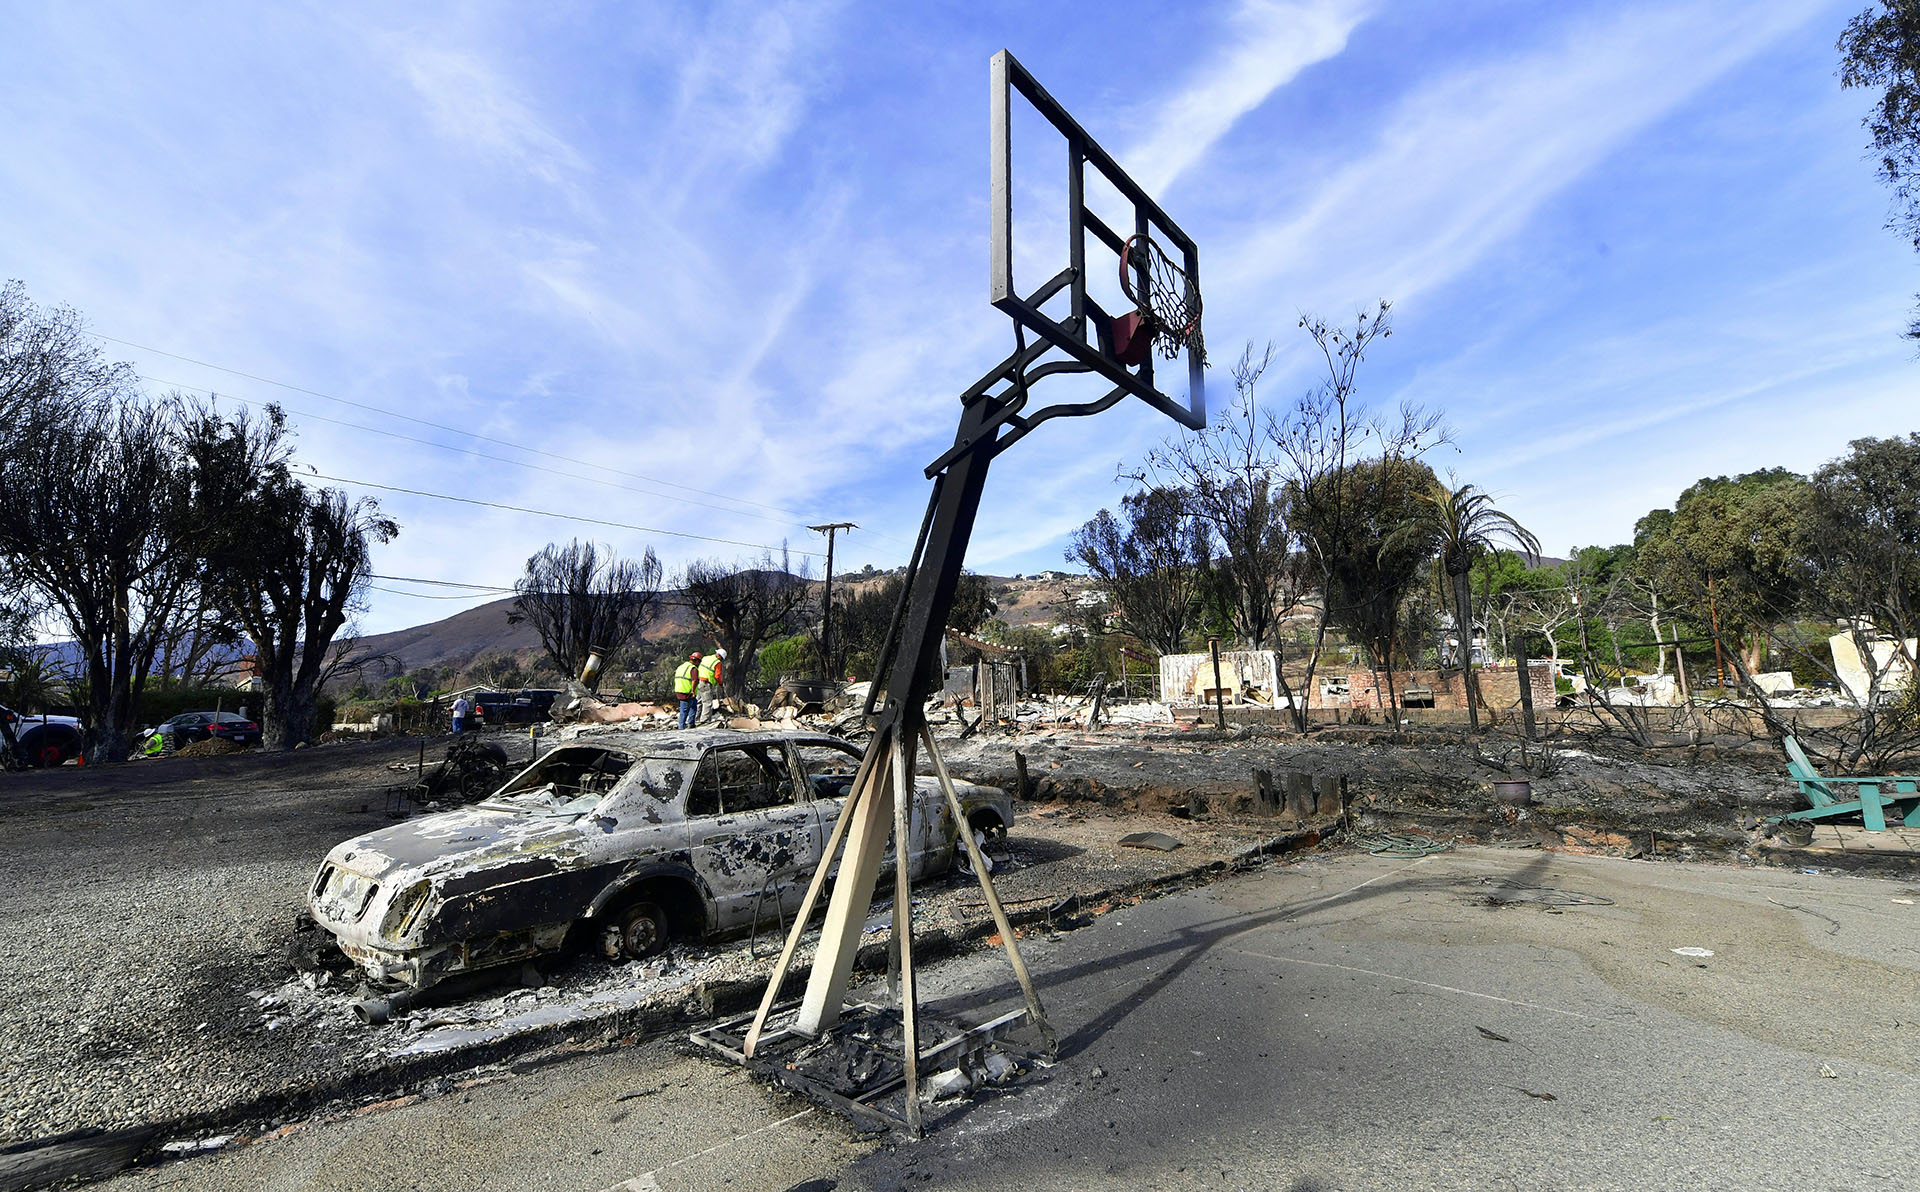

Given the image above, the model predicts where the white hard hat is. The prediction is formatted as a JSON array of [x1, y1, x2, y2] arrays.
[[716, 648, 728, 658]]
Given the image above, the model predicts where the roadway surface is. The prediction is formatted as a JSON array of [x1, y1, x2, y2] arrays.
[[98, 847, 1920, 1191]]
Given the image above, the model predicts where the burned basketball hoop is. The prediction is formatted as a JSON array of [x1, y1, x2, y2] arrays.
[[1120, 232, 1204, 363], [693, 49, 1208, 1138]]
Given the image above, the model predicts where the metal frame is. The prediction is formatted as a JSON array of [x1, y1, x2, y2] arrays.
[[718, 49, 1205, 1140], [989, 49, 1206, 431]]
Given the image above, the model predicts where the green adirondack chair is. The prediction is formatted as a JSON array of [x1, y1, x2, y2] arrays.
[[1780, 736, 1920, 832]]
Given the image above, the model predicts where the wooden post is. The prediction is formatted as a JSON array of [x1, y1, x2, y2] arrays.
[[1013, 750, 1029, 800], [888, 741, 922, 1135], [1515, 640, 1537, 742], [791, 727, 903, 1040], [1254, 768, 1277, 815], [1209, 637, 1226, 730], [1315, 774, 1344, 818], [744, 725, 889, 1057], [922, 725, 1056, 1056], [1285, 771, 1315, 820]]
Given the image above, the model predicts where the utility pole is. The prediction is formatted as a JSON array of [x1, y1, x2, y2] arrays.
[[1573, 587, 1593, 689], [1707, 574, 1727, 689], [809, 522, 856, 680]]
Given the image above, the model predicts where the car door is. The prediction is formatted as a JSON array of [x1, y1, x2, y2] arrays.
[[685, 741, 820, 932]]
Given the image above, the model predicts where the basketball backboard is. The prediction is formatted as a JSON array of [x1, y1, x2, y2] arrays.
[[989, 49, 1206, 430]]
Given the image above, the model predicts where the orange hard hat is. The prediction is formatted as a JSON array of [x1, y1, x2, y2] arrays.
[[690, 652, 702, 660]]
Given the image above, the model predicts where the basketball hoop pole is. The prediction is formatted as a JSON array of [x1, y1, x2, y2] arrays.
[[785, 388, 1003, 1034]]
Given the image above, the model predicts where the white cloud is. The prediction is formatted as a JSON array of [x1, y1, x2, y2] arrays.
[[1125, 0, 1373, 196], [1210, 0, 1832, 315], [398, 47, 588, 188]]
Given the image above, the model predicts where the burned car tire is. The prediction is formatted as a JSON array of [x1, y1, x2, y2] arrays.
[[457, 758, 507, 801], [613, 900, 670, 960], [436, 739, 510, 802]]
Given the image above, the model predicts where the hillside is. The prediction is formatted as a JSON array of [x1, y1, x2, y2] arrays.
[[350, 571, 1103, 681], [353, 597, 702, 678]]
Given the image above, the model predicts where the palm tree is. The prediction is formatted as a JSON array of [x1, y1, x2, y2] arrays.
[[1387, 482, 1540, 731]]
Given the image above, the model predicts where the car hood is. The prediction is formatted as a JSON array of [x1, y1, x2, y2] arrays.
[[323, 807, 588, 883]]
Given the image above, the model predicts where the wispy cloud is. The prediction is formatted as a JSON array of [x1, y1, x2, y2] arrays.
[[398, 46, 589, 189], [1211, 0, 1831, 313], [1125, 0, 1373, 196]]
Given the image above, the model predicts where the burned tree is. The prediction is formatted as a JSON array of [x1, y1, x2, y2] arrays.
[[1068, 487, 1209, 656], [1271, 302, 1448, 726], [1132, 342, 1299, 653], [183, 401, 398, 750], [678, 550, 814, 698], [511, 540, 663, 681], [0, 393, 197, 761]]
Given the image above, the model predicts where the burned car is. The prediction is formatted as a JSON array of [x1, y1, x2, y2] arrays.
[[308, 730, 1013, 991]]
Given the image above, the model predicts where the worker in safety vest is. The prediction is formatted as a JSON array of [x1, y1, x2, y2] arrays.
[[674, 653, 702, 730], [696, 648, 727, 725]]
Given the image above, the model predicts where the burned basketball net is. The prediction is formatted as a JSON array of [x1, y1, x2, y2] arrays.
[[691, 49, 1208, 1138], [1117, 232, 1204, 367]]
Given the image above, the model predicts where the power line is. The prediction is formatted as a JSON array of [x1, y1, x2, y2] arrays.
[[144, 374, 821, 535], [369, 573, 515, 591], [370, 585, 508, 600], [311, 472, 828, 558], [91, 331, 812, 522]]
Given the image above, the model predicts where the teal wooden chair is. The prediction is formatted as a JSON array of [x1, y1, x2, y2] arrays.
[[1780, 736, 1920, 832]]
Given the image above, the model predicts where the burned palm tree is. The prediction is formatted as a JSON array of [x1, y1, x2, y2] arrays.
[[1386, 482, 1540, 731]]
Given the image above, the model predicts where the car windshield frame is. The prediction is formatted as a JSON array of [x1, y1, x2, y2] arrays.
[[477, 744, 648, 818]]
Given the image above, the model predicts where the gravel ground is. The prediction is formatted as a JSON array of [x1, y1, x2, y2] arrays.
[[0, 730, 1298, 1150], [0, 736, 515, 1146]]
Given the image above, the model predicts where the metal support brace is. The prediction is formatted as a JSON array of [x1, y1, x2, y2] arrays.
[[922, 723, 1058, 1058], [743, 726, 889, 1058], [889, 740, 923, 1136]]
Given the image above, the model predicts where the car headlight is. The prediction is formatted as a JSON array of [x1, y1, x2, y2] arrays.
[[381, 881, 433, 940]]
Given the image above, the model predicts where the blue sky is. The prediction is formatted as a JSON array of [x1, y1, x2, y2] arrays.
[[3, 0, 1914, 635]]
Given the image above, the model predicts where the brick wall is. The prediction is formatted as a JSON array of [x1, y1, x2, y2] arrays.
[[1311, 662, 1554, 714]]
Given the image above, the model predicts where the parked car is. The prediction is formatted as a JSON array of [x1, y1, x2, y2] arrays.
[[0, 704, 84, 768], [470, 689, 562, 726], [148, 711, 261, 751], [307, 729, 1014, 991]]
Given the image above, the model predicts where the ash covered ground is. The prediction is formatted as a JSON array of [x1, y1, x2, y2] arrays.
[[0, 721, 1831, 1150]]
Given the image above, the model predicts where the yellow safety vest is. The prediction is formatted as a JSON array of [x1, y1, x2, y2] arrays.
[[673, 661, 698, 697], [698, 655, 722, 686]]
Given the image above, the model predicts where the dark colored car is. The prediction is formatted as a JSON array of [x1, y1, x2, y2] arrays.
[[471, 689, 562, 726], [0, 704, 84, 768], [152, 711, 261, 749]]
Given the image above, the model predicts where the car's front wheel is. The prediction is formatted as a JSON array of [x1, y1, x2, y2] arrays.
[[601, 901, 670, 962]]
